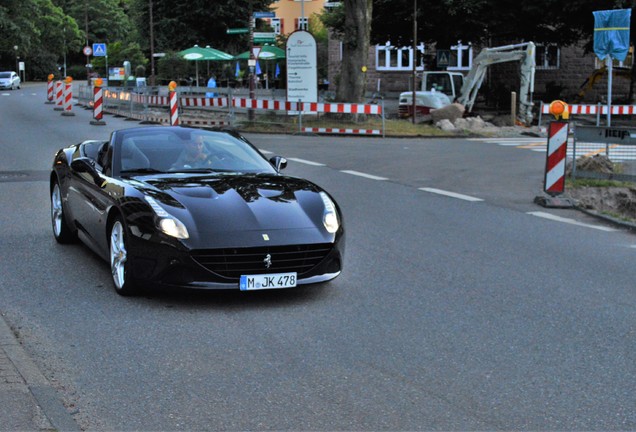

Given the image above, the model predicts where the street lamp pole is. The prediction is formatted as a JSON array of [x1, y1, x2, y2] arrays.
[[149, 0, 156, 86], [248, 1, 255, 121], [13, 45, 18, 74], [412, 0, 417, 124]]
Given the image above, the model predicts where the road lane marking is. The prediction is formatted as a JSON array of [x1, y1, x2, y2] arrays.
[[419, 188, 484, 202], [287, 158, 326, 166], [527, 211, 617, 232], [341, 170, 388, 181]]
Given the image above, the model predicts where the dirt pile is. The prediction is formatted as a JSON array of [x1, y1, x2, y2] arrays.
[[566, 155, 636, 222], [568, 186, 636, 221]]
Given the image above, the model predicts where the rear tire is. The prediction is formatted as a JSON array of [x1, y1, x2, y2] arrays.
[[51, 181, 76, 243], [109, 216, 138, 296]]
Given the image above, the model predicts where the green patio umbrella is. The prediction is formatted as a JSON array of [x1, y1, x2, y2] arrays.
[[179, 45, 234, 86], [234, 45, 286, 60]]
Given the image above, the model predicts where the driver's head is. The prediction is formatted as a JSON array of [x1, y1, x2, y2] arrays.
[[186, 134, 205, 156]]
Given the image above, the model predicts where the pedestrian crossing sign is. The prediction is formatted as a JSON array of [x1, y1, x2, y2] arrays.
[[436, 50, 450, 68], [92, 43, 107, 57]]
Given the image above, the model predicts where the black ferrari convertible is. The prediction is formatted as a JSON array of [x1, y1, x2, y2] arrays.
[[50, 126, 344, 295]]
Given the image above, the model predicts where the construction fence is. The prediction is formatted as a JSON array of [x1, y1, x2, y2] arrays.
[[569, 124, 636, 182], [538, 101, 636, 127], [76, 85, 386, 137]]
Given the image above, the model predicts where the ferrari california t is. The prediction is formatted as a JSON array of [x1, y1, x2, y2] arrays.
[[50, 126, 344, 295]]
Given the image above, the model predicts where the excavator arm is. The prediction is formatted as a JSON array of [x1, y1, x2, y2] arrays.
[[458, 42, 536, 125]]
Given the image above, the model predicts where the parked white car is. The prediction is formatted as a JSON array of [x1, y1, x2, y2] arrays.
[[0, 71, 21, 90]]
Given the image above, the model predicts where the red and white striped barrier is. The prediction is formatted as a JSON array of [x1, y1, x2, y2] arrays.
[[46, 80, 54, 103], [169, 90, 179, 126], [90, 86, 106, 125], [302, 102, 382, 115], [232, 98, 382, 115], [181, 96, 228, 108], [233, 98, 290, 110], [61, 82, 75, 117], [541, 103, 636, 115], [54, 81, 64, 111], [302, 127, 382, 136], [544, 121, 569, 195]]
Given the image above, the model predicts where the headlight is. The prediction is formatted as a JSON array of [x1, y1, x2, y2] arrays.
[[319, 192, 340, 234], [145, 196, 189, 239]]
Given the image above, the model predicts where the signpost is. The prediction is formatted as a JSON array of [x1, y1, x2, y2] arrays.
[[253, 32, 276, 44], [593, 8, 631, 126], [286, 30, 318, 109], [253, 11, 276, 18], [227, 28, 249, 34]]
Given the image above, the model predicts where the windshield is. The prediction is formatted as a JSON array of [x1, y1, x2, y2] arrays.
[[0, 72, 11, 79], [112, 127, 277, 176]]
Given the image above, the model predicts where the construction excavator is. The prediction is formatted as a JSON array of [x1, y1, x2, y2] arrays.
[[573, 65, 633, 103], [399, 42, 536, 125]]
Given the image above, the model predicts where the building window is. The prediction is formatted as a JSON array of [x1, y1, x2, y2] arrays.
[[447, 41, 473, 71], [297, 17, 308, 30], [271, 18, 281, 34], [536, 44, 560, 70], [375, 42, 426, 71]]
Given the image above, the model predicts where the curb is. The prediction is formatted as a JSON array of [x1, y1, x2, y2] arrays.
[[0, 313, 81, 431], [574, 205, 636, 231]]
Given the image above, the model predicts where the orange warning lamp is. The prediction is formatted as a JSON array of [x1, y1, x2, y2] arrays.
[[47, 74, 54, 82], [168, 81, 177, 91], [65, 76, 73, 84], [94, 78, 103, 87], [549, 100, 569, 120]]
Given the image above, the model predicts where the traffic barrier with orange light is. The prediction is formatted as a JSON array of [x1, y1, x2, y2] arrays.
[[90, 78, 106, 126], [45, 74, 55, 104], [539, 101, 636, 126], [61, 77, 75, 117], [168, 81, 179, 126], [542, 101, 570, 196]]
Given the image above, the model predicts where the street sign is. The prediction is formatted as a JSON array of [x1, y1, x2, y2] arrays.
[[254, 32, 276, 43], [227, 28, 249, 34], [251, 46, 262, 59], [92, 43, 107, 57], [253, 11, 276, 18], [436, 50, 450, 68], [83, 46, 92, 56], [286, 31, 318, 104]]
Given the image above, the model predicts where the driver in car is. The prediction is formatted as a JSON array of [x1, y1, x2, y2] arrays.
[[173, 134, 214, 169]]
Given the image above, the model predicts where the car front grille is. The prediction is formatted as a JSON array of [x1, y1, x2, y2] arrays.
[[191, 243, 333, 279]]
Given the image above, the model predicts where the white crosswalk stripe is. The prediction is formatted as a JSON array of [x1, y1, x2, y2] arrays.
[[469, 137, 636, 160]]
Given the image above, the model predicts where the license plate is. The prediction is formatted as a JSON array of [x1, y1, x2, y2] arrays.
[[240, 272, 297, 291]]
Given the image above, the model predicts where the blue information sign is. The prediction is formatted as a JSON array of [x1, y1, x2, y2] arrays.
[[92, 43, 107, 57], [253, 11, 275, 18]]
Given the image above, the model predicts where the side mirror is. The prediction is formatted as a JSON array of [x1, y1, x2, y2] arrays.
[[71, 157, 104, 187], [270, 156, 287, 172]]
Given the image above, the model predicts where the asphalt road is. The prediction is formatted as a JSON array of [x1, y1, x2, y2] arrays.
[[1, 83, 636, 430]]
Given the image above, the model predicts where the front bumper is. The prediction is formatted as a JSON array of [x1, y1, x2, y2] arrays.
[[127, 233, 345, 290]]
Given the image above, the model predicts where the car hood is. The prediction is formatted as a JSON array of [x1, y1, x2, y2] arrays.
[[139, 174, 331, 246]]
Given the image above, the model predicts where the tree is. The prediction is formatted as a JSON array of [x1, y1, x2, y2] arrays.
[[323, 0, 372, 102], [0, 0, 82, 78], [129, 0, 275, 54]]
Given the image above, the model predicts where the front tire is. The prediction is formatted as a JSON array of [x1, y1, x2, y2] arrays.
[[51, 181, 76, 243], [109, 216, 138, 296]]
